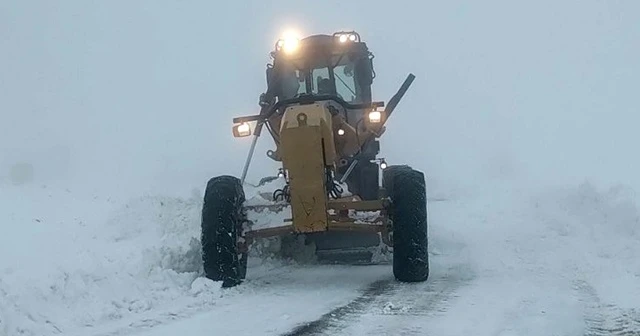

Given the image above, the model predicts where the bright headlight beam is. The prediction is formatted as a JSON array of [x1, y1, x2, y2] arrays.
[[238, 123, 250, 133], [368, 111, 382, 123], [236, 122, 251, 137], [282, 37, 299, 53], [278, 29, 302, 53]]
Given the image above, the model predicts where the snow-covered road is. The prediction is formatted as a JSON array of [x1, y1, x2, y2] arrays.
[[1, 181, 639, 336], [3, 1, 640, 334]]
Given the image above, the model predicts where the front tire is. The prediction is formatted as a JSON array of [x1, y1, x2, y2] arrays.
[[383, 165, 429, 282], [201, 175, 247, 288]]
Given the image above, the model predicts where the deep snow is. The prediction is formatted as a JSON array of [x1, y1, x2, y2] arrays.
[[1, 178, 639, 336], [0, 183, 203, 336], [2, 1, 640, 335]]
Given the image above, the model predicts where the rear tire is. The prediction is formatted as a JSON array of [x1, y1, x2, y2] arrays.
[[201, 175, 247, 288], [383, 165, 429, 282]]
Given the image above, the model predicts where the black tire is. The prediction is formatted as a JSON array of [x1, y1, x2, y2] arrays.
[[383, 165, 429, 282], [201, 175, 247, 288]]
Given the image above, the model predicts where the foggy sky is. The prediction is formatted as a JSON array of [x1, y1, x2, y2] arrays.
[[1, 1, 639, 197]]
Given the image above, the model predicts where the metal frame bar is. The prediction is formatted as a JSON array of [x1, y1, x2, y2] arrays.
[[327, 199, 387, 211], [240, 130, 260, 184]]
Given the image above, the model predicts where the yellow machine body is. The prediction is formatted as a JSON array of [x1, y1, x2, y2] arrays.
[[279, 103, 337, 233]]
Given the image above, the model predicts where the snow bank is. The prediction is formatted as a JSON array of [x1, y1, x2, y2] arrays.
[[0, 184, 207, 336], [0, 178, 341, 336]]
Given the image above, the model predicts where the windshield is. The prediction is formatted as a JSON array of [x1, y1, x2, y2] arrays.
[[277, 54, 362, 103], [333, 64, 357, 101]]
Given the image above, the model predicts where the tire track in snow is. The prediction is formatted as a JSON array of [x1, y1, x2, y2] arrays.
[[280, 278, 396, 336], [574, 280, 640, 336], [0, 278, 65, 336], [282, 263, 472, 336]]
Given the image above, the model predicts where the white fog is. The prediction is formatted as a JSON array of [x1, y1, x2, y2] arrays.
[[1, 1, 639, 335]]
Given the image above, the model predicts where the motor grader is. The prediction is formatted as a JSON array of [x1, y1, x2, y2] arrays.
[[201, 31, 429, 287]]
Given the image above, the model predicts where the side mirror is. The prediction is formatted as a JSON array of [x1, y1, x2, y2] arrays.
[[259, 93, 270, 107], [232, 122, 252, 137]]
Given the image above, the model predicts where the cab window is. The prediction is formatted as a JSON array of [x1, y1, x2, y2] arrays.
[[280, 69, 306, 98], [333, 64, 358, 102], [311, 67, 331, 95]]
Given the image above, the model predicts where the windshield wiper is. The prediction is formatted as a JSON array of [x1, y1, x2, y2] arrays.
[[334, 72, 356, 96]]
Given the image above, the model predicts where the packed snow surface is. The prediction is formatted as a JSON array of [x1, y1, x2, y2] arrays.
[[3, 1, 639, 334], [1, 178, 639, 336]]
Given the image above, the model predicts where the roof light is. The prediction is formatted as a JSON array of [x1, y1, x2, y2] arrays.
[[276, 37, 300, 54], [337, 34, 356, 43], [275, 29, 302, 54], [333, 31, 361, 43]]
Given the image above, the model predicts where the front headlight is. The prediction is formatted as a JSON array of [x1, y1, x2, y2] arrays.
[[368, 111, 382, 123], [232, 122, 251, 137]]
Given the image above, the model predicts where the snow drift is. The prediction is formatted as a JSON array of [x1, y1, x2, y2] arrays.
[[0, 184, 204, 336], [1, 178, 639, 336]]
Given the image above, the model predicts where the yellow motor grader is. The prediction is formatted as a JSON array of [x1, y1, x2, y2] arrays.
[[201, 31, 428, 287]]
